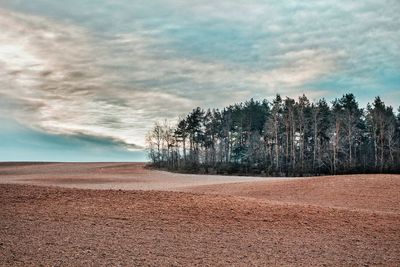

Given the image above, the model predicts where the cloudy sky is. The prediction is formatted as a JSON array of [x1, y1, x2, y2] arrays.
[[0, 0, 399, 161]]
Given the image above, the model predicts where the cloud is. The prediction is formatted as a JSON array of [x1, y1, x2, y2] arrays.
[[0, 7, 343, 148], [0, 0, 399, 150], [0, 9, 195, 148]]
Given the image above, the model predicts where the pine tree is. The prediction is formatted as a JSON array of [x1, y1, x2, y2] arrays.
[[146, 94, 400, 176]]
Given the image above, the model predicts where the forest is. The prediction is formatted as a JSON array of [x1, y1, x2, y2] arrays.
[[146, 94, 400, 176]]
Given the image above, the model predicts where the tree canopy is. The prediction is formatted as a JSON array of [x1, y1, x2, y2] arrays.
[[146, 94, 400, 176]]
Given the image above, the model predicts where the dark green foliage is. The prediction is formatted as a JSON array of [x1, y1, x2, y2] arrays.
[[146, 94, 400, 176]]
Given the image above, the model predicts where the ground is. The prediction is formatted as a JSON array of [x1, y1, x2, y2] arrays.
[[0, 163, 399, 266]]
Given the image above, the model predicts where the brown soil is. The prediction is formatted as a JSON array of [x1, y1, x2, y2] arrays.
[[0, 163, 399, 266], [0, 162, 266, 191], [185, 174, 400, 213]]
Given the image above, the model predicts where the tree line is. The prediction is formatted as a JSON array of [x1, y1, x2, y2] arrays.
[[146, 93, 400, 176]]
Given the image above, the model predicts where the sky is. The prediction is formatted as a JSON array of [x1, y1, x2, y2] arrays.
[[0, 0, 399, 162]]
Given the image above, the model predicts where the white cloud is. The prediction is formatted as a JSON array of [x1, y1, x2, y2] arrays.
[[0, 9, 195, 148], [1, 7, 338, 149], [1, 0, 399, 149]]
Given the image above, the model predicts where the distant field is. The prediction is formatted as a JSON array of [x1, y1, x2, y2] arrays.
[[0, 163, 399, 266]]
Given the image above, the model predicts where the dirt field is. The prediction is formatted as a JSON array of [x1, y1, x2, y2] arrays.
[[0, 162, 267, 191], [0, 163, 399, 266]]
